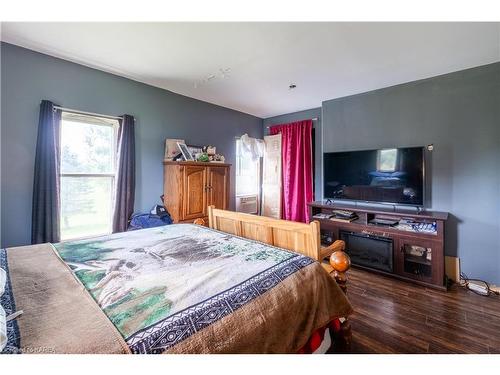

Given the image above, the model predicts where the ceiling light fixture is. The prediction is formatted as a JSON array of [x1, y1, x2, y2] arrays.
[[194, 68, 231, 88], [289, 84, 297, 90]]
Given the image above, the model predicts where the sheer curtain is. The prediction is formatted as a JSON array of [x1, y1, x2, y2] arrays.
[[270, 120, 313, 223], [32, 100, 62, 243]]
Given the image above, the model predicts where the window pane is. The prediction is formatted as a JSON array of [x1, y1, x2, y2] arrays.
[[235, 140, 260, 196], [378, 149, 397, 172], [60, 177, 113, 240], [61, 120, 115, 174]]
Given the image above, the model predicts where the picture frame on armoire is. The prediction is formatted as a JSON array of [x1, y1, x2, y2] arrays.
[[187, 145, 203, 159], [177, 142, 194, 161], [164, 138, 185, 160]]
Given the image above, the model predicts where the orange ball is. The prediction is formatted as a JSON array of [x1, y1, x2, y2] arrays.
[[330, 251, 351, 273]]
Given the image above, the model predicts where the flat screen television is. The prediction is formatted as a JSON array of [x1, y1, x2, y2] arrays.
[[323, 147, 425, 206]]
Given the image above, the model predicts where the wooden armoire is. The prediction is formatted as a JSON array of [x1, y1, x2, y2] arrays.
[[163, 161, 231, 223]]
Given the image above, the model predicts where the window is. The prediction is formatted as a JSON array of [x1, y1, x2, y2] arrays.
[[60, 112, 118, 240], [235, 139, 260, 196], [377, 148, 398, 172]]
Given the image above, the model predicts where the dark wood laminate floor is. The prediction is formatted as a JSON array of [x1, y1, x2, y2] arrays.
[[346, 268, 500, 354]]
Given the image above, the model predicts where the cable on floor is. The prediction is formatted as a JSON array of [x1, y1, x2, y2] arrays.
[[459, 272, 500, 297]]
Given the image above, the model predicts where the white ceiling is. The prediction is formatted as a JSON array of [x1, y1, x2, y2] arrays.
[[1, 22, 499, 118]]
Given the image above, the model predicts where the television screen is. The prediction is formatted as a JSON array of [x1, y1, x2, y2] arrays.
[[323, 147, 425, 206]]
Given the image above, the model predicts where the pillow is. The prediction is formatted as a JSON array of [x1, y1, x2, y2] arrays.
[[368, 171, 406, 178], [0, 267, 6, 297], [370, 176, 404, 187]]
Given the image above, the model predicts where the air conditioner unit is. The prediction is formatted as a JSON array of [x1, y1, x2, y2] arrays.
[[236, 194, 259, 214]]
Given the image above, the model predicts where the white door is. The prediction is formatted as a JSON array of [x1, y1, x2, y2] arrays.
[[261, 134, 282, 219]]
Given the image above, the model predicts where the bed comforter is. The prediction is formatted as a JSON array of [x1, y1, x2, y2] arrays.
[[3, 224, 352, 354]]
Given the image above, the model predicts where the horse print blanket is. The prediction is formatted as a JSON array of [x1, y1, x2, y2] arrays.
[[4, 224, 352, 353]]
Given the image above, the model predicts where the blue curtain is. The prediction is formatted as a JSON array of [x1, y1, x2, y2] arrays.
[[112, 114, 136, 232], [32, 100, 62, 244]]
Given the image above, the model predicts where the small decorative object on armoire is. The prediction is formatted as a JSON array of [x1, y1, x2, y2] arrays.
[[203, 145, 216, 155], [164, 138, 185, 160], [196, 153, 210, 162], [209, 153, 225, 163], [163, 161, 230, 223]]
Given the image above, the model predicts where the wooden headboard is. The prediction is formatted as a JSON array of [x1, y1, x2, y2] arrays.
[[208, 206, 321, 260]]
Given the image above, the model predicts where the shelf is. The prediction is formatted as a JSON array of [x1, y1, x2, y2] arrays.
[[308, 201, 448, 221], [404, 255, 432, 266], [314, 217, 440, 240]]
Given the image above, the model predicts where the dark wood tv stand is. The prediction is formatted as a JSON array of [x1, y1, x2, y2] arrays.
[[308, 201, 448, 290]]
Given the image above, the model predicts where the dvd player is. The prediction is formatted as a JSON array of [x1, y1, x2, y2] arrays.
[[369, 217, 399, 226]]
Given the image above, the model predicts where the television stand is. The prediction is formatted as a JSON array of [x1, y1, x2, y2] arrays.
[[308, 201, 448, 290]]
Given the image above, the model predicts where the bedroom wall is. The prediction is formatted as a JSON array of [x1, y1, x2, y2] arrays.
[[321, 62, 500, 284], [263, 108, 322, 200], [0, 42, 263, 248]]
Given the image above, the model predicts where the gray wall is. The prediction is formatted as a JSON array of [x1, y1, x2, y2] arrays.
[[1, 42, 263, 248], [321, 63, 500, 284], [263, 108, 322, 200]]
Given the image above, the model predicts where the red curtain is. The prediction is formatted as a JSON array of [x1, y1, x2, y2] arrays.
[[270, 120, 313, 223]]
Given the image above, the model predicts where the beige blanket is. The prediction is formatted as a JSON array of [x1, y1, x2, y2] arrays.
[[167, 262, 353, 353], [6, 243, 351, 354], [7, 244, 130, 354]]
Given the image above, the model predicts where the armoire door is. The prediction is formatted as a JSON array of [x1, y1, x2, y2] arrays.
[[182, 165, 207, 220], [207, 166, 228, 209]]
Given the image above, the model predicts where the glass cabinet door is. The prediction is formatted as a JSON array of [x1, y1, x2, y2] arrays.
[[395, 237, 442, 285], [402, 244, 432, 277]]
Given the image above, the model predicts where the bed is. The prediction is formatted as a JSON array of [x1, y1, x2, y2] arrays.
[[1, 207, 352, 354]]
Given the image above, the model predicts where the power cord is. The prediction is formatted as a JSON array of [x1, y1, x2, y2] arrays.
[[460, 272, 500, 297]]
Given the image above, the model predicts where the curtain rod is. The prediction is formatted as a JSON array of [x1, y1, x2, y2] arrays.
[[53, 105, 123, 121], [265, 117, 318, 128]]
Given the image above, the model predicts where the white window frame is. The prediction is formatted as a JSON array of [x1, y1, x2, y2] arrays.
[[235, 138, 261, 197], [59, 111, 119, 240]]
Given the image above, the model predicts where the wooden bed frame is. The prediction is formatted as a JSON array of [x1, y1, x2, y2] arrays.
[[195, 206, 352, 353]]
